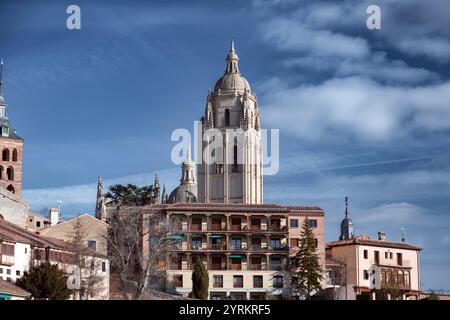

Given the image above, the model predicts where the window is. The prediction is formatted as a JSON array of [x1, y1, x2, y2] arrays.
[[290, 238, 299, 247], [1, 126, 9, 137], [36, 221, 41, 228], [273, 276, 283, 288], [224, 109, 230, 126], [0, 166, 3, 180], [215, 164, 223, 174], [6, 167, 13, 180], [233, 275, 243, 288], [2, 148, 9, 161], [375, 251, 380, 264], [173, 275, 183, 288], [16, 270, 20, 276], [389, 252, 393, 259], [6, 269, 11, 275], [270, 257, 282, 270], [87, 240, 97, 251], [291, 276, 298, 286], [90, 260, 95, 270], [253, 275, 263, 288], [270, 239, 281, 249], [308, 219, 318, 229], [290, 219, 299, 228], [0, 268, 2, 274], [191, 238, 202, 249], [232, 144, 238, 173], [12, 149, 17, 162], [397, 253, 403, 266], [213, 275, 223, 288], [24, 248, 27, 254], [102, 262, 106, 272], [364, 270, 369, 280], [6, 277, 11, 282], [364, 250, 368, 259]]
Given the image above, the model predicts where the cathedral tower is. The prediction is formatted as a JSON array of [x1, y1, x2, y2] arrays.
[[197, 41, 263, 204], [0, 60, 23, 197]]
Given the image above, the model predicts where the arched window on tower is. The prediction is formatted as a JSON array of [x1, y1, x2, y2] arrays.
[[232, 142, 238, 173], [12, 149, 17, 162], [224, 109, 230, 127], [2, 148, 9, 161], [7, 184, 15, 194], [7, 167, 14, 180]]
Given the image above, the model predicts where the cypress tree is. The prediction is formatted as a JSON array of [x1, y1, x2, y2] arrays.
[[191, 257, 209, 299], [291, 217, 323, 299]]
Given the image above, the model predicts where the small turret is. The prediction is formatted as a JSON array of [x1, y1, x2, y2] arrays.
[[339, 197, 354, 240]]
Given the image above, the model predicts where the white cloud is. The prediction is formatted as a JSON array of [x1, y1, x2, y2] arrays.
[[261, 77, 450, 142], [260, 18, 370, 59]]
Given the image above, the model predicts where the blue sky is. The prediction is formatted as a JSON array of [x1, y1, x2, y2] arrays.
[[1, 0, 449, 291]]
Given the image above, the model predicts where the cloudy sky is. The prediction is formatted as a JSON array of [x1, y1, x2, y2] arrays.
[[1, 0, 449, 290]]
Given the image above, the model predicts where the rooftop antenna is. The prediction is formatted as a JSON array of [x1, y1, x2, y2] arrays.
[[401, 227, 406, 243]]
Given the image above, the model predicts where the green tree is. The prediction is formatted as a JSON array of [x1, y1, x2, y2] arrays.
[[191, 257, 209, 299], [291, 217, 323, 300], [105, 184, 158, 206], [16, 261, 72, 300]]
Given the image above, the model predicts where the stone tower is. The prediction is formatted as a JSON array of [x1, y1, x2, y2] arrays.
[[0, 60, 23, 197], [197, 41, 263, 204]]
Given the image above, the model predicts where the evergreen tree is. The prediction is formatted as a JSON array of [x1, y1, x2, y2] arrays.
[[105, 184, 158, 206], [191, 257, 209, 299], [16, 261, 72, 300], [291, 217, 323, 299]]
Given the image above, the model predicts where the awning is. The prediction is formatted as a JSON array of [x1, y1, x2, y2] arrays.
[[210, 234, 224, 238], [0, 294, 11, 299], [230, 254, 243, 258], [169, 234, 186, 239]]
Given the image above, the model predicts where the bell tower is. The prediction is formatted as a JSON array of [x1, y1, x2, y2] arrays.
[[0, 60, 24, 197], [197, 41, 263, 204]]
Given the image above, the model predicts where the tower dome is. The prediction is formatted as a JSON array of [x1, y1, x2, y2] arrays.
[[168, 146, 197, 203], [213, 40, 252, 94]]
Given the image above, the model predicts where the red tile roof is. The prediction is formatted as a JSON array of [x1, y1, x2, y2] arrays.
[[326, 235, 422, 251], [0, 217, 106, 258], [0, 278, 31, 298]]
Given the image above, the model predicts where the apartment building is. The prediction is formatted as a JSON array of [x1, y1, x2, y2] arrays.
[[142, 203, 325, 300]]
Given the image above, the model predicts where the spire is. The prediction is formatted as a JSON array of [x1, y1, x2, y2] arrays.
[[154, 173, 161, 203], [339, 196, 354, 241], [161, 184, 168, 204], [345, 196, 349, 218], [95, 175, 107, 221], [225, 39, 239, 74], [0, 59, 4, 97]]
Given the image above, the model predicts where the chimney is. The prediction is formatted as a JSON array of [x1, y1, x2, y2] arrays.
[[378, 231, 386, 241], [50, 208, 59, 226]]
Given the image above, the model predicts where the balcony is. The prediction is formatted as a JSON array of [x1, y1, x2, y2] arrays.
[[249, 264, 266, 271], [229, 264, 243, 271], [209, 264, 227, 271]]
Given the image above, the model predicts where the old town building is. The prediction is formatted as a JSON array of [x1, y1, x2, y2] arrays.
[[0, 215, 110, 299], [325, 202, 421, 300]]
